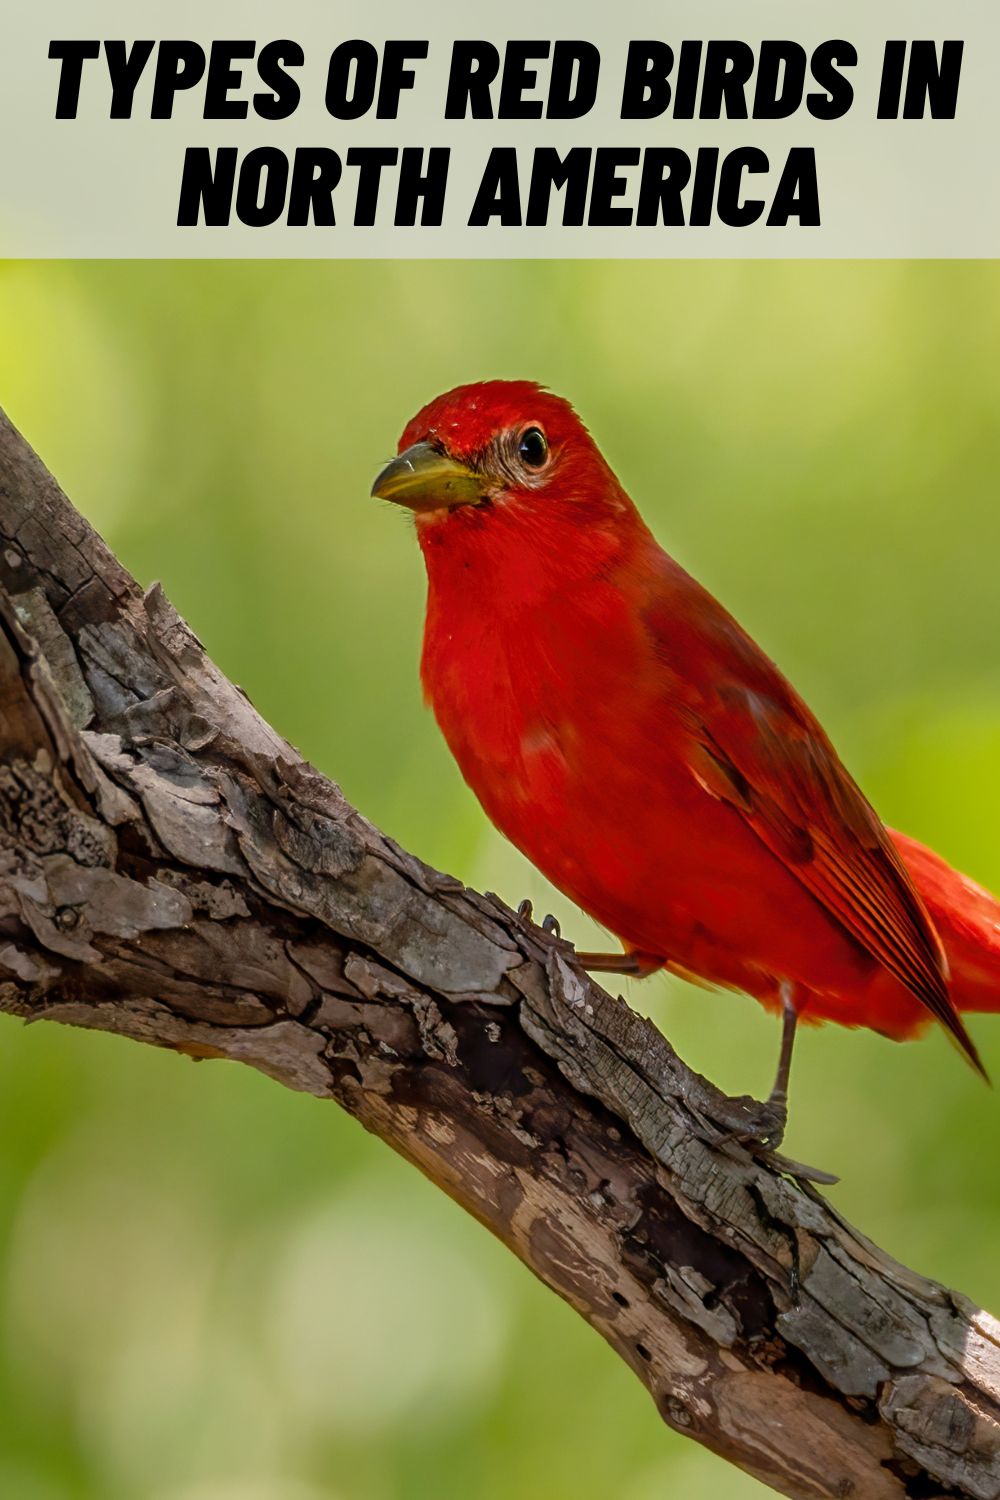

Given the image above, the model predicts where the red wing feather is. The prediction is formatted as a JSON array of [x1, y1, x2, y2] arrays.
[[647, 577, 985, 1074]]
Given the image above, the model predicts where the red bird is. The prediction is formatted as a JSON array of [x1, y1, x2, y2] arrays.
[[372, 381, 1000, 1144]]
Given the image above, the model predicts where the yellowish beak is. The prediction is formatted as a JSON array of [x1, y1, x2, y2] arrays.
[[371, 441, 486, 513]]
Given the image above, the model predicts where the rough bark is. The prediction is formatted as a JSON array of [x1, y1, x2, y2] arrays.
[[0, 407, 997, 1500]]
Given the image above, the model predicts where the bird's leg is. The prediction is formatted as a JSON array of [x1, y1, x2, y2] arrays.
[[577, 951, 660, 978], [702, 988, 837, 1183], [768, 986, 799, 1130], [716, 984, 799, 1151], [518, 904, 654, 973]]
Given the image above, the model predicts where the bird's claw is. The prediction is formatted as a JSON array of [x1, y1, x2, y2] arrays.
[[516, 899, 560, 937], [706, 1093, 839, 1185], [713, 1092, 788, 1151], [766, 1150, 839, 1187]]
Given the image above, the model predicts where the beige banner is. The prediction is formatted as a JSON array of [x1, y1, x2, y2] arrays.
[[1, 0, 996, 256]]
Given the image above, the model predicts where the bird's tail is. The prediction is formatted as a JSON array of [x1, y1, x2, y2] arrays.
[[891, 829, 1000, 1016]]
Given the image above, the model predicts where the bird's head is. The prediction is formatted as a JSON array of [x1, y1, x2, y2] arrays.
[[371, 381, 633, 542]]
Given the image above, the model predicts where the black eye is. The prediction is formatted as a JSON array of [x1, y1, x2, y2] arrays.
[[518, 427, 548, 470]]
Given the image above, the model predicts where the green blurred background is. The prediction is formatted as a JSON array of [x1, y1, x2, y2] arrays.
[[0, 260, 998, 1500]]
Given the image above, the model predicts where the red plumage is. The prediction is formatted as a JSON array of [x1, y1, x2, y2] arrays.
[[382, 380, 1000, 1074]]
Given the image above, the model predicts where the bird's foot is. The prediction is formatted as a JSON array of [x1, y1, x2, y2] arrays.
[[516, 899, 561, 937], [715, 1091, 788, 1151], [516, 905, 651, 977], [708, 1092, 838, 1185]]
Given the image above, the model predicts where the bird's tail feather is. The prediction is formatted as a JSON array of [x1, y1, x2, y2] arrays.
[[892, 830, 1000, 1020]]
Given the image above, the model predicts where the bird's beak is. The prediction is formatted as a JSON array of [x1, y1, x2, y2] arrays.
[[371, 441, 486, 513]]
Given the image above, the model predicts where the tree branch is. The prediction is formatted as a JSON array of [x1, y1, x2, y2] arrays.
[[0, 407, 997, 1500]]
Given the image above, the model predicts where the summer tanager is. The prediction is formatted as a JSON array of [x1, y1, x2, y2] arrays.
[[372, 381, 1000, 1143]]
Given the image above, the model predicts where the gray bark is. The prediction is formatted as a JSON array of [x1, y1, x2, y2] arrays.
[[0, 406, 998, 1499]]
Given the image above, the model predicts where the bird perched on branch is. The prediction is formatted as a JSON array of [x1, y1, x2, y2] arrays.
[[372, 380, 1000, 1147]]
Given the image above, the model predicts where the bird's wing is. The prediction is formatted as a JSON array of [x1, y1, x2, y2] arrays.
[[643, 569, 984, 1073]]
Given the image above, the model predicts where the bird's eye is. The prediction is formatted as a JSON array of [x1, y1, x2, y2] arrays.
[[517, 427, 548, 470]]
